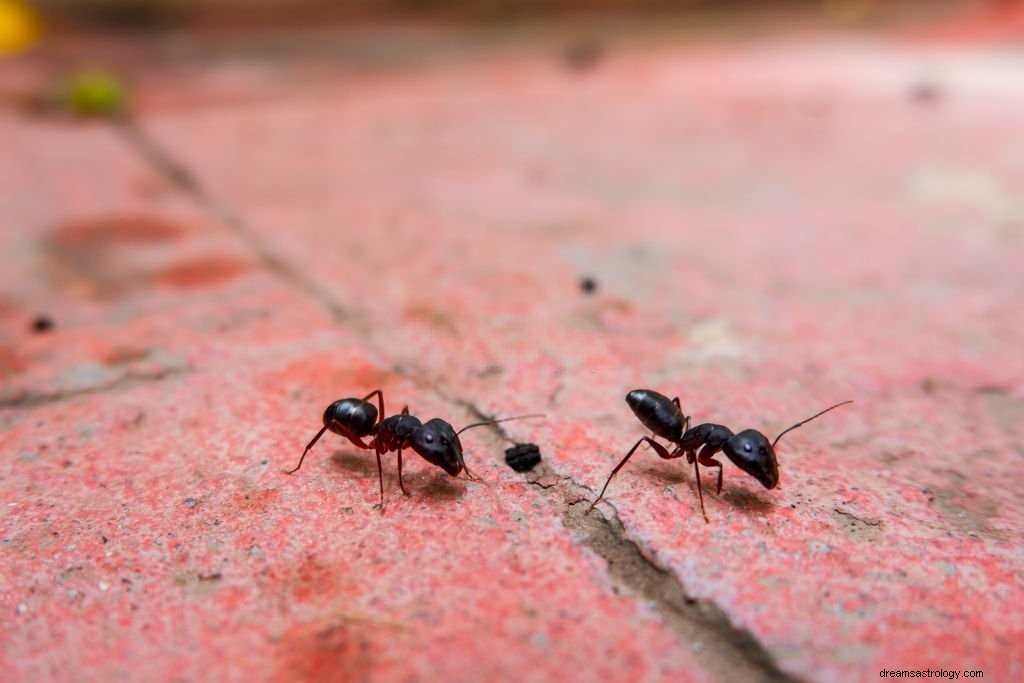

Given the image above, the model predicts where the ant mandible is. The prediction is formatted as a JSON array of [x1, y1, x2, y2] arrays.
[[588, 390, 852, 522], [283, 390, 541, 508]]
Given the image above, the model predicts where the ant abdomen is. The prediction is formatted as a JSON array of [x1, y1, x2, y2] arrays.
[[324, 397, 378, 437], [626, 389, 686, 441]]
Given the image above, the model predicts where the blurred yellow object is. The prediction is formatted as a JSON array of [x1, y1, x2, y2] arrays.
[[0, 0, 41, 56]]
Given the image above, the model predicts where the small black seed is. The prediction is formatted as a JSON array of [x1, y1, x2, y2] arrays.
[[31, 316, 54, 333], [505, 443, 542, 472], [580, 277, 598, 294]]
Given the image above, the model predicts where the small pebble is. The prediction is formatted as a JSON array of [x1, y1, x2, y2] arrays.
[[505, 443, 542, 472]]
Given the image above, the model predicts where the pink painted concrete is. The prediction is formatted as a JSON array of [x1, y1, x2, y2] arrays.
[[3, 11, 1024, 683]]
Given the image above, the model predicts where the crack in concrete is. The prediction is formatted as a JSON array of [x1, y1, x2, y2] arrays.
[[0, 366, 190, 410], [833, 508, 882, 527], [116, 121, 352, 327], [460, 400, 802, 683], [536, 472, 802, 683]]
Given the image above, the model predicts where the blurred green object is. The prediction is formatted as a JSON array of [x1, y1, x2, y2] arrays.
[[60, 68, 128, 117]]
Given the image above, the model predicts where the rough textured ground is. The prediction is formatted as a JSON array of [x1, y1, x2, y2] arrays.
[[2, 11, 1023, 683]]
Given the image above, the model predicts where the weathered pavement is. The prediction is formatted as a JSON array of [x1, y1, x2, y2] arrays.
[[2, 15, 1023, 682]]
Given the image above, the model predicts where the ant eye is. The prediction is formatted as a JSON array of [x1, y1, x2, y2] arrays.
[[743, 443, 752, 453], [424, 434, 434, 443]]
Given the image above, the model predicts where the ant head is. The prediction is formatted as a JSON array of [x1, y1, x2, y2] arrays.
[[324, 398, 378, 435], [723, 430, 780, 489], [723, 400, 853, 491], [410, 418, 465, 477]]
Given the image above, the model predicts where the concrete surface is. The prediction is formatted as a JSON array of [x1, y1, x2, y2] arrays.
[[2, 11, 1024, 683]]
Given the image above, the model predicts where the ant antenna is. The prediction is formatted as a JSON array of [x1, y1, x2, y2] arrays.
[[772, 400, 853, 450], [456, 413, 545, 435], [453, 414, 543, 487]]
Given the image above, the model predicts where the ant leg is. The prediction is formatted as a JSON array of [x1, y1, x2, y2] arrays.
[[321, 421, 373, 452], [375, 449, 385, 512], [692, 459, 709, 523], [671, 397, 691, 432], [650, 441, 681, 460], [362, 390, 386, 425], [397, 449, 410, 495], [283, 425, 329, 474], [340, 431, 373, 451], [400, 405, 410, 415], [697, 445, 724, 495], [588, 437, 678, 513]]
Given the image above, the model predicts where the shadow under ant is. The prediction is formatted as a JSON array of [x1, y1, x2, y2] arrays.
[[329, 450, 377, 477], [643, 464, 776, 515], [642, 463, 689, 486], [414, 475, 465, 501], [330, 450, 466, 501], [720, 488, 775, 515]]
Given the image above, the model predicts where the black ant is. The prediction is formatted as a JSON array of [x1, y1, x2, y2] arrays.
[[284, 390, 541, 507], [588, 390, 852, 522]]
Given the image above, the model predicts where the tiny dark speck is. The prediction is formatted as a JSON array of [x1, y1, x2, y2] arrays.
[[31, 315, 54, 333], [505, 443, 542, 472], [184, 497, 197, 508], [909, 80, 942, 105], [580, 277, 598, 294], [563, 38, 605, 72]]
